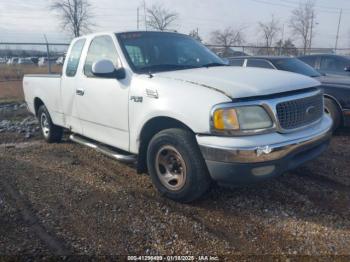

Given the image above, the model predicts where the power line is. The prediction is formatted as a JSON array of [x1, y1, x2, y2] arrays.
[[249, 0, 350, 14], [281, 0, 350, 11], [335, 9, 343, 51]]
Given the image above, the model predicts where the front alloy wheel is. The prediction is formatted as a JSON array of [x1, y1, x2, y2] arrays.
[[155, 145, 187, 191]]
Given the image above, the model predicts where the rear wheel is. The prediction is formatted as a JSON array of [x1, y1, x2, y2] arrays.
[[147, 128, 212, 203], [38, 105, 63, 143], [324, 98, 342, 131]]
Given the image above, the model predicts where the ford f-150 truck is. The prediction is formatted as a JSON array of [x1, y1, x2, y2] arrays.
[[23, 31, 332, 202]]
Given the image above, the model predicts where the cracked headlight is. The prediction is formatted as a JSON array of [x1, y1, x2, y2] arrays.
[[212, 106, 273, 134]]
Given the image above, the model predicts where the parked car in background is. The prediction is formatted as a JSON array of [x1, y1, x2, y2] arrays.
[[18, 58, 35, 65], [30, 57, 39, 65], [229, 56, 350, 130], [7, 57, 19, 65], [0, 57, 7, 64], [56, 56, 65, 65], [23, 31, 332, 202], [38, 57, 57, 67], [299, 54, 350, 77]]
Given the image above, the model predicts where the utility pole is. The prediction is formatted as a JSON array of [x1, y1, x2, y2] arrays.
[[43, 34, 51, 74], [137, 7, 140, 30], [309, 11, 314, 55], [335, 9, 342, 53], [279, 23, 285, 55], [143, 0, 147, 31]]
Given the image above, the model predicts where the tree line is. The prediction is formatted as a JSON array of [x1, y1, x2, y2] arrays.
[[51, 0, 320, 55]]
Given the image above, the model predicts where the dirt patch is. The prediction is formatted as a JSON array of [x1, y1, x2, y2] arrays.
[[0, 108, 350, 257]]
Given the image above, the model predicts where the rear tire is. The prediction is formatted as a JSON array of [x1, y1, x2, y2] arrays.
[[324, 98, 342, 131], [147, 128, 212, 203], [37, 105, 63, 143]]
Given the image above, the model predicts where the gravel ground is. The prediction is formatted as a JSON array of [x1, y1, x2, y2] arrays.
[[0, 103, 350, 259]]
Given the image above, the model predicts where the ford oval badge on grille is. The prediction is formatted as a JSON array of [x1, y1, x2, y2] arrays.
[[306, 105, 316, 115]]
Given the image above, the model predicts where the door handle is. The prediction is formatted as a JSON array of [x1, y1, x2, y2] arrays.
[[76, 89, 85, 96]]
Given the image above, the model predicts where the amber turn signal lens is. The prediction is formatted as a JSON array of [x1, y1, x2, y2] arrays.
[[213, 109, 240, 130]]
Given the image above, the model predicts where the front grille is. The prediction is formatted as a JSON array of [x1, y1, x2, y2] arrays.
[[276, 93, 323, 130]]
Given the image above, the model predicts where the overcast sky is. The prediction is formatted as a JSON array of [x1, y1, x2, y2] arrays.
[[0, 0, 349, 48]]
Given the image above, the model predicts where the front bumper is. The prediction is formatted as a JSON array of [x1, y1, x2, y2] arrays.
[[197, 115, 332, 185]]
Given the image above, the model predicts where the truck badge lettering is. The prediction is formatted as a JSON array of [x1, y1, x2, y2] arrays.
[[130, 96, 143, 103]]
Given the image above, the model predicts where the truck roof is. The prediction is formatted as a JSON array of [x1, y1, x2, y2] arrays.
[[72, 31, 187, 41]]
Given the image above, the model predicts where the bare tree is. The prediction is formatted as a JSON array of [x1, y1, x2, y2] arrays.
[[258, 15, 280, 54], [210, 27, 245, 57], [275, 39, 298, 56], [189, 29, 202, 42], [50, 0, 93, 37], [146, 3, 178, 31], [289, 0, 316, 55]]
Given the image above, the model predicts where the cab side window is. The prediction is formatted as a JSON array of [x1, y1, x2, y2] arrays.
[[66, 39, 86, 77], [84, 36, 119, 77], [320, 57, 347, 72], [246, 59, 274, 69], [229, 59, 245, 67]]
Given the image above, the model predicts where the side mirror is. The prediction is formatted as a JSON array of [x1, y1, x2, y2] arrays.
[[344, 65, 350, 72], [92, 59, 126, 79]]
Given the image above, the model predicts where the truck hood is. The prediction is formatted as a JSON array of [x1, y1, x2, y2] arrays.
[[316, 75, 350, 88], [155, 67, 320, 99]]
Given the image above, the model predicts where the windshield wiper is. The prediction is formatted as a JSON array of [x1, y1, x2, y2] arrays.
[[200, 62, 227, 68], [139, 64, 197, 72]]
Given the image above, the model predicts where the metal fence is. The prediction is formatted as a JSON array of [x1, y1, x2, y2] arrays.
[[0, 42, 350, 80], [207, 45, 350, 58], [0, 42, 70, 80]]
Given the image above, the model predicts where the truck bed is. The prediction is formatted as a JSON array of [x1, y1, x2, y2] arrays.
[[23, 74, 64, 126]]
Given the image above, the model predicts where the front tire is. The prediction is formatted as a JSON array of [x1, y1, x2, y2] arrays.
[[147, 128, 212, 203], [324, 98, 342, 131], [38, 105, 63, 143]]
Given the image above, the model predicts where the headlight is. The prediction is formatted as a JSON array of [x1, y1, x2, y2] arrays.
[[212, 105, 273, 134]]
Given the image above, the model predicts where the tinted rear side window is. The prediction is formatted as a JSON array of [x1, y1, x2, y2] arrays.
[[246, 59, 274, 69], [320, 57, 348, 71], [229, 59, 245, 66], [66, 39, 86, 77]]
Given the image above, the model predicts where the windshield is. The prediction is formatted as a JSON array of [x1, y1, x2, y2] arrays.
[[117, 32, 225, 73], [273, 58, 321, 77]]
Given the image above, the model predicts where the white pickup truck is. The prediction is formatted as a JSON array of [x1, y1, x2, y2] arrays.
[[23, 31, 332, 202]]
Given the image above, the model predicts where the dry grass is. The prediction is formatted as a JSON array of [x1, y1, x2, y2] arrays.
[[0, 64, 62, 81], [0, 81, 24, 102], [0, 64, 62, 102]]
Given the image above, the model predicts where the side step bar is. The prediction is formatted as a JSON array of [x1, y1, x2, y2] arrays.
[[69, 134, 137, 164]]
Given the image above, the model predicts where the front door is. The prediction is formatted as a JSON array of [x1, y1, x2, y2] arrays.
[[76, 35, 130, 151]]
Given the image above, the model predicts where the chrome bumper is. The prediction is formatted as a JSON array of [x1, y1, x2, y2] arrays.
[[199, 115, 332, 164]]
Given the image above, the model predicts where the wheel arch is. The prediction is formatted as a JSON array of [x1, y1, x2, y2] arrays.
[[33, 97, 45, 116], [324, 94, 343, 123], [136, 116, 195, 174]]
